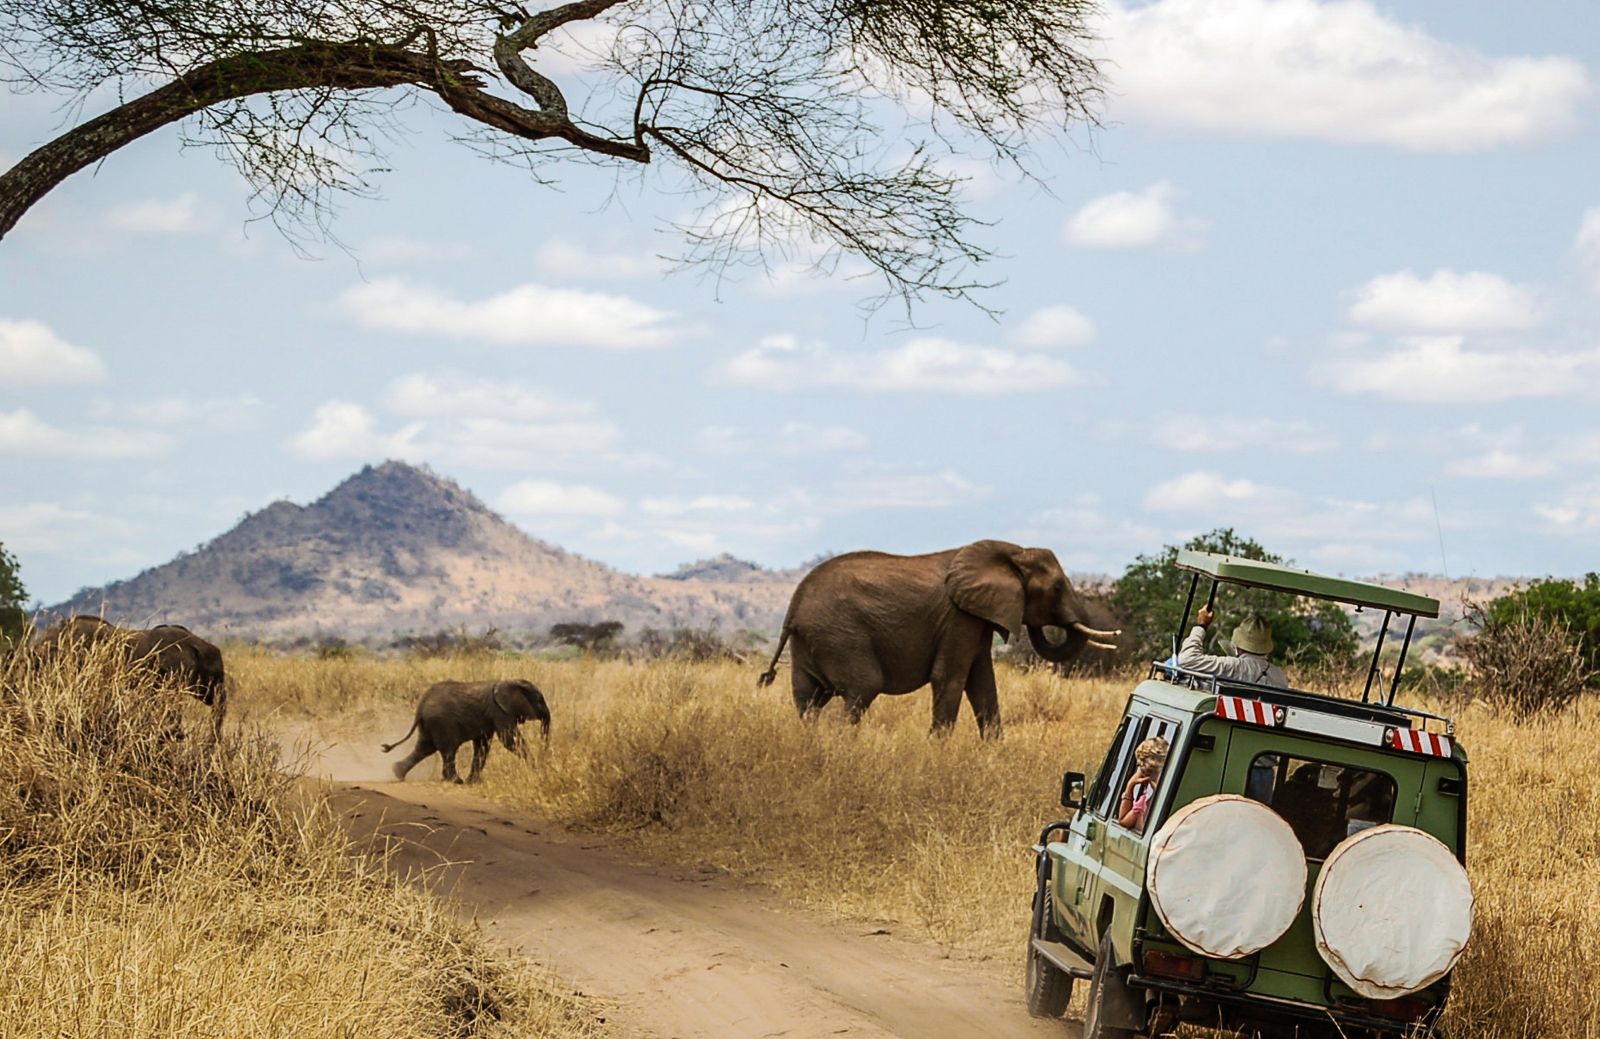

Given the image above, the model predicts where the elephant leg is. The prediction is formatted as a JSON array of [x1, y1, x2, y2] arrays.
[[467, 738, 490, 783], [928, 659, 967, 734], [439, 742, 464, 784], [791, 668, 831, 717], [844, 690, 879, 724], [964, 653, 1003, 739], [393, 734, 437, 781]]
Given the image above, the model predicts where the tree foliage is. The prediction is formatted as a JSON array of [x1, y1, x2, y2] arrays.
[[1481, 574, 1600, 682], [0, 0, 1103, 307], [0, 542, 26, 643], [551, 620, 623, 653], [1111, 528, 1360, 668]]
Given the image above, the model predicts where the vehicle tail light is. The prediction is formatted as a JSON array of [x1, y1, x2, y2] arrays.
[[1141, 949, 1205, 981], [1367, 995, 1434, 1020]]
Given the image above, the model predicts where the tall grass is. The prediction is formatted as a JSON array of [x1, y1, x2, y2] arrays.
[[233, 649, 1600, 1038], [0, 642, 598, 1038]]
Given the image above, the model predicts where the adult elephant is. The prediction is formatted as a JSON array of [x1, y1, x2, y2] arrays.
[[35, 615, 228, 737], [382, 679, 551, 783], [757, 540, 1119, 736]]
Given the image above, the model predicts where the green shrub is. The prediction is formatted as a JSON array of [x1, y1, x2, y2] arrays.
[[1483, 574, 1600, 683]]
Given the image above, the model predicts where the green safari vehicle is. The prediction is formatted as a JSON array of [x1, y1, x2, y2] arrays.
[[1025, 552, 1472, 1039]]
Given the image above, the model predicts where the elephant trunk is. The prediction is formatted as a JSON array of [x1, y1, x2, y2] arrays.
[[1027, 623, 1089, 663]]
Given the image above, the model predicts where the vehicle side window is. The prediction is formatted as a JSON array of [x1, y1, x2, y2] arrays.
[[1245, 754, 1397, 859], [1107, 715, 1183, 833], [1088, 716, 1136, 817]]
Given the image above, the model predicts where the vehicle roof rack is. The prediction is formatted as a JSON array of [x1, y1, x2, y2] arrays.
[[1168, 551, 1442, 708], [1175, 551, 1439, 618]]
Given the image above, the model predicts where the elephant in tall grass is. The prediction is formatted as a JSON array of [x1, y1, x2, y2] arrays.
[[34, 615, 228, 737], [382, 679, 551, 783], [757, 540, 1119, 736]]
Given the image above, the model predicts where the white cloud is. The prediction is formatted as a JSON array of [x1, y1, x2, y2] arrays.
[[105, 192, 220, 234], [1099, 0, 1590, 151], [0, 409, 171, 458], [1320, 336, 1600, 403], [0, 502, 137, 556], [288, 402, 419, 461], [383, 372, 589, 420], [1347, 269, 1540, 333], [640, 495, 755, 517], [827, 470, 986, 511], [498, 481, 626, 517], [1536, 482, 1600, 533], [533, 240, 663, 279], [1062, 182, 1205, 251], [1013, 305, 1096, 348], [1142, 469, 1434, 567], [1151, 416, 1335, 453], [1447, 449, 1557, 479], [0, 319, 107, 386], [1143, 471, 1268, 510], [1574, 208, 1600, 293], [694, 422, 867, 455], [286, 400, 621, 469], [339, 279, 683, 349], [719, 334, 1081, 394]]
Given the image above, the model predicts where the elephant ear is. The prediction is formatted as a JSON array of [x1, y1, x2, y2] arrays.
[[945, 540, 1025, 640], [490, 682, 517, 720]]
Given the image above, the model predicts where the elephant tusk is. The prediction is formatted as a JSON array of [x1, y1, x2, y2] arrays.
[[1087, 639, 1119, 651], [1072, 622, 1122, 639]]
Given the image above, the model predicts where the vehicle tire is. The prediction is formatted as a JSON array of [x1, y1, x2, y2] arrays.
[[1025, 885, 1073, 1017], [1083, 932, 1136, 1039]]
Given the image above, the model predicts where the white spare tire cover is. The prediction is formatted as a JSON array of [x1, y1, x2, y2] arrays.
[[1312, 824, 1473, 999], [1147, 794, 1307, 959]]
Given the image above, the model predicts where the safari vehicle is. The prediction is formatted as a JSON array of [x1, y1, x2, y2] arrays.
[[1025, 552, 1473, 1039]]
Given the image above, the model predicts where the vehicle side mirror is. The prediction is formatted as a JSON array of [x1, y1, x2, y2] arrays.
[[1060, 771, 1086, 811]]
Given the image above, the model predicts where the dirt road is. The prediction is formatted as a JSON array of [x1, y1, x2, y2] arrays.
[[330, 777, 1082, 1039]]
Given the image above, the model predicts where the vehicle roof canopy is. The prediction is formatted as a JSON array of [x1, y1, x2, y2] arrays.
[[1175, 550, 1440, 618]]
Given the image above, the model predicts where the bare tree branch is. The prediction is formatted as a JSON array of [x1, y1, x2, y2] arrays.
[[0, 0, 1102, 309]]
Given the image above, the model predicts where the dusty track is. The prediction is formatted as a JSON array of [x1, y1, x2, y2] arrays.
[[329, 777, 1082, 1039]]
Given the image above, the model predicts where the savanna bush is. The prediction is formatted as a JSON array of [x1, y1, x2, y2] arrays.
[[1460, 608, 1593, 719], [0, 638, 597, 1039]]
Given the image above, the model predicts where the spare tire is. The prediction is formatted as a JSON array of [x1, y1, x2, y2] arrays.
[[1312, 824, 1474, 999], [1147, 794, 1307, 959]]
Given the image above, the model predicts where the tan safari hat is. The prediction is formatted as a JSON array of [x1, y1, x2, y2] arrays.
[[1231, 613, 1274, 655]]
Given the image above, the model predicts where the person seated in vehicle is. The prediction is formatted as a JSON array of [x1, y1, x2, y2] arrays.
[[1180, 606, 1288, 688], [1117, 736, 1169, 833]]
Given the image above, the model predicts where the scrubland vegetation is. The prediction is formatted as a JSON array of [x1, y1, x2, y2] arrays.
[[0, 642, 599, 1039], [230, 647, 1600, 1039]]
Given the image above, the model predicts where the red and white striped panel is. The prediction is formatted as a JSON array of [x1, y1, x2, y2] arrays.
[[1216, 696, 1274, 726], [1390, 728, 1453, 757]]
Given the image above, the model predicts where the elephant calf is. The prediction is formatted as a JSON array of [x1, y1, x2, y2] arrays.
[[382, 679, 550, 783]]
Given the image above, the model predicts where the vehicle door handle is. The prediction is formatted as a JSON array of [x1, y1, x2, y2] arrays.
[[1084, 820, 1097, 841]]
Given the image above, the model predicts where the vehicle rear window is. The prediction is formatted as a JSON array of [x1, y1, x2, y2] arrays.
[[1244, 754, 1396, 859]]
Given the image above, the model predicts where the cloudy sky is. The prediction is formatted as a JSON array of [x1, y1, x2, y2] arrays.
[[5, 0, 1600, 604]]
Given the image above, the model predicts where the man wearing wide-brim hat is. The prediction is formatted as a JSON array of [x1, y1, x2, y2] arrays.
[[1178, 605, 1288, 688]]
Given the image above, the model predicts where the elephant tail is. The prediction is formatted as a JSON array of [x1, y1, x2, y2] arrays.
[[756, 628, 790, 688], [380, 718, 419, 754]]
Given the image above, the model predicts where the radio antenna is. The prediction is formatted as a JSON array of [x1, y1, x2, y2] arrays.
[[1431, 488, 1449, 579]]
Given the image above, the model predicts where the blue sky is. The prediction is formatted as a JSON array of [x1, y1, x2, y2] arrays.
[[5, 0, 1600, 604]]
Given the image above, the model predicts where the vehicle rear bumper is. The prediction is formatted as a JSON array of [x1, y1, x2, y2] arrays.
[[1128, 973, 1439, 1034]]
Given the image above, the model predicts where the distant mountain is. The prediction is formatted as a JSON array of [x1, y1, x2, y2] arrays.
[[658, 553, 802, 583], [49, 462, 793, 640]]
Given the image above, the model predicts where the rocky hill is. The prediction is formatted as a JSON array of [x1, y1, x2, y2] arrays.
[[49, 462, 795, 640]]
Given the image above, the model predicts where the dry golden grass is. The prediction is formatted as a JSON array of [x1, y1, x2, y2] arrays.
[[232, 648, 1600, 1038], [0, 642, 600, 1039]]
